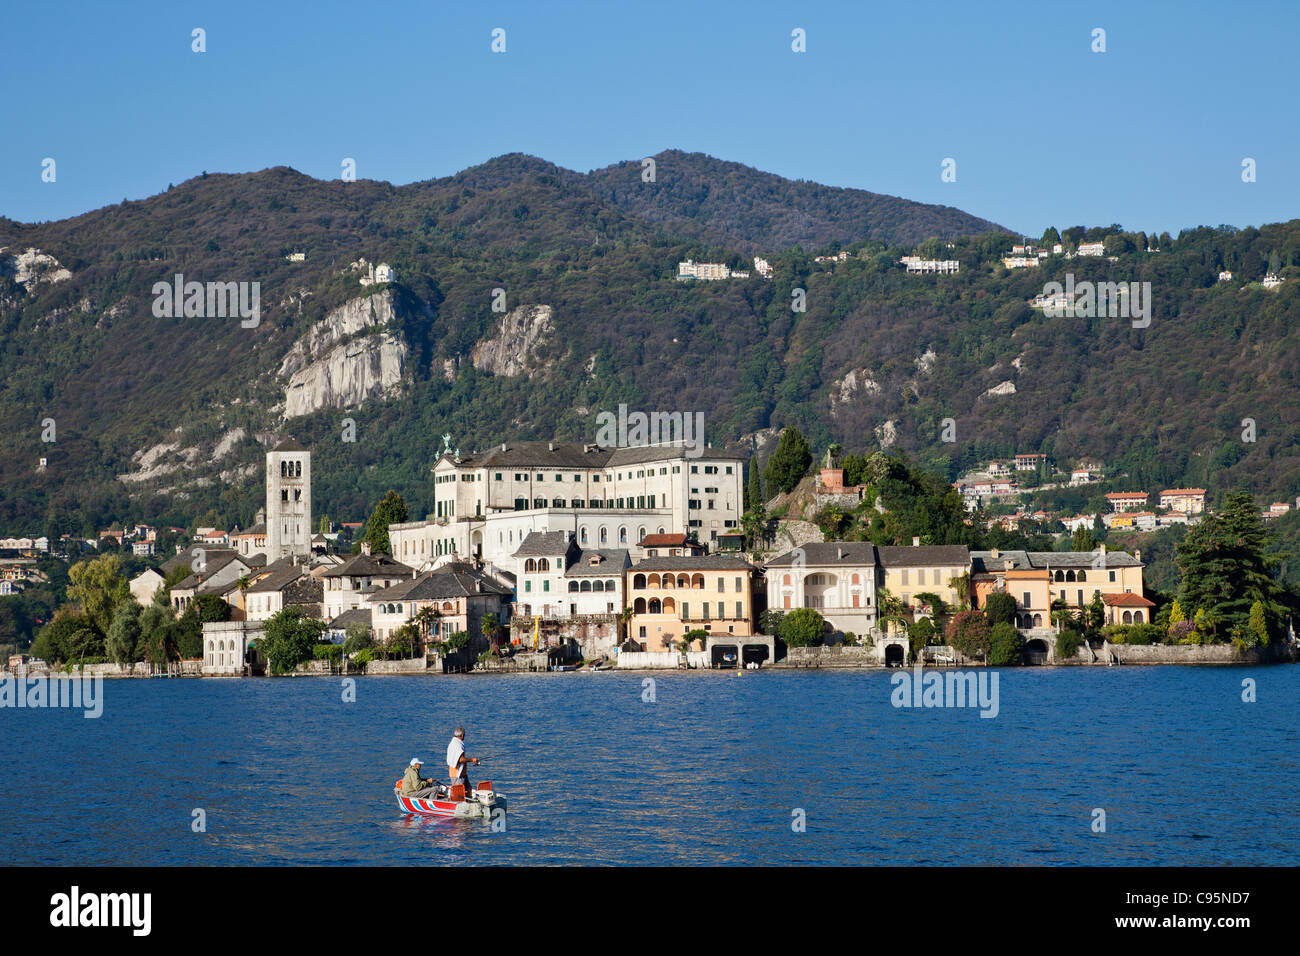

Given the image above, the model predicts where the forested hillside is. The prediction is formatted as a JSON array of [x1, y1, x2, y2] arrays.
[[0, 150, 1296, 541]]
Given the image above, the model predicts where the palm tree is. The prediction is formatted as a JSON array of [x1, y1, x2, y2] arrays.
[[414, 604, 440, 653], [877, 587, 909, 636]]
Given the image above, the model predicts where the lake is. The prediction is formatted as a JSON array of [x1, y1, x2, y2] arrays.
[[2, 665, 1296, 865]]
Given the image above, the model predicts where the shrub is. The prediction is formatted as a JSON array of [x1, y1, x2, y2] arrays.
[[312, 644, 343, 661], [945, 609, 992, 660], [982, 592, 1017, 627], [758, 609, 785, 635], [1056, 628, 1084, 659], [351, 648, 374, 666], [1125, 623, 1164, 645], [907, 618, 936, 658], [987, 622, 1024, 666], [779, 608, 827, 647]]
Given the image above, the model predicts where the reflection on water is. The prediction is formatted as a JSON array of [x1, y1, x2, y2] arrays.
[[1, 667, 1297, 865]]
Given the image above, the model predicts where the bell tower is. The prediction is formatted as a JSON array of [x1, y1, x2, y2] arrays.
[[266, 438, 311, 561]]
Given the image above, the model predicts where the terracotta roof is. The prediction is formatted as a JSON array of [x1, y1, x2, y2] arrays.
[[1102, 593, 1155, 607], [1159, 488, 1205, 496], [638, 533, 696, 548]]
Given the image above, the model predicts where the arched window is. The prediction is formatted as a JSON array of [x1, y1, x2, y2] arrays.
[[1065, 570, 1076, 582], [648, 573, 661, 588], [1054, 570, 1064, 582], [851, 573, 860, 585], [605, 579, 616, 592], [638, 527, 646, 543], [525, 558, 536, 573], [580, 580, 592, 592], [580, 527, 588, 544], [657, 527, 665, 535], [619, 528, 627, 545], [568, 581, 579, 592], [280, 461, 287, 477], [663, 597, 676, 613], [633, 574, 647, 590], [648, 598, 662, 614], [538, 558, 550, 572], [1077, 570, 1087, 582], [783, 573, 792, 587], [691, 574, 704, 589], [634, 598, 647, 614], [600, 527, 608, 544], [1123, 610, 1133, 624], [1033, 613, 1042, 627], [592, 580, 604, 592], [677, 574, 690, 588], [662, 575, 674, 589], [1133, 610, 1144, 623]]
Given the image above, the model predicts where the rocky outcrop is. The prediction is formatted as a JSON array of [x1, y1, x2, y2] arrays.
[[284, 333, 406, 418], [0, 247, 73, 292], [830, 368, 882, 416], [983, 380, 1017, 398], [279, 292, 407, 418], [471, 304, 554, 377]]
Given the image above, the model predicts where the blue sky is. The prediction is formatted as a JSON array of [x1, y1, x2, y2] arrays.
[[4, 0, 1297, 236]]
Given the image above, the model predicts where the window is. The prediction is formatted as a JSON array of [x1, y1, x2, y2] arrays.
[[735, 601, 743, 619], [495, 473, 503, 481], [543, 580, 550, 592], [536, 474, 544, 481], [1022, 592, 1031, 608], [574, 474, 581, 482], [1109, 571, 1116, 582], [726, 466, 733, 474], [525, 581, 532, 593], [735, 577, 743, 592]]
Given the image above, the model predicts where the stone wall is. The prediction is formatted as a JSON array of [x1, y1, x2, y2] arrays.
[[1103, 641, 1293, 665], [783, 645, 878, 667], [367, 657, 431, 675]]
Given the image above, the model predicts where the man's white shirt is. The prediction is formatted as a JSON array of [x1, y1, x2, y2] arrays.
[[447, 737, 465, 777]]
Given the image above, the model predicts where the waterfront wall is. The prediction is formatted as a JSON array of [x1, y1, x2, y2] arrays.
[[1103, 641, 1294, 665], [784, 645, 879, 667], [616, 650, 710, 669]]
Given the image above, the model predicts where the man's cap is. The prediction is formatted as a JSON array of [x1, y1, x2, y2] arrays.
[[409, 757, 423, 766]]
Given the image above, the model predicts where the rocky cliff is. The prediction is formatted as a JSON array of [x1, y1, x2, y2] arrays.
[[281, 292, 407, 417], [471, 304, 554, 377]]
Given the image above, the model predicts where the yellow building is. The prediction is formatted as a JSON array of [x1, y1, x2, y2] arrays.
[[876, 542, 970, 613], [627, 555, 757, 651]]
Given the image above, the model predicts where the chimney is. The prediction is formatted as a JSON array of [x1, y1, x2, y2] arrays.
[[991, 548, 1000, 560], [1099, 543, 1106, 555], [361, 542, 372, 556], [501, 443, 507, 451], [912, 536, 920, 547], [1134, 549, 1141, 563], [549, 442, 555, 451], [837, 547, 843, 560]]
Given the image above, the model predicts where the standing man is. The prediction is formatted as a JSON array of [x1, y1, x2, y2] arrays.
[[446, 726, 480, 792]]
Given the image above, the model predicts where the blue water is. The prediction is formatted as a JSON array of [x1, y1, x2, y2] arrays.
[[1, 666, 1296, 865]]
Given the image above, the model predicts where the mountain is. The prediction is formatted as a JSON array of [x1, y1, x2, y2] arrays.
[[0, 150, 1297, 541]]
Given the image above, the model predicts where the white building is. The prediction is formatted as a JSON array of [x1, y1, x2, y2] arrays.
[[900, 256, 960, 274], [764, 542, 879, 636], [265, 439, 311, 562], [321, 546, 414, 622], [389, 440, 745, 570], [1077, 241, 1106, 257], [677, 260, 734, 281]]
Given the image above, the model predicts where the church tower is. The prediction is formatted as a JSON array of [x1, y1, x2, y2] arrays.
[[266, 438, 311, 561]]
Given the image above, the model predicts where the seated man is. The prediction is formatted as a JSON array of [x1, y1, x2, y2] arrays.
[[401, 757, 442, 799]]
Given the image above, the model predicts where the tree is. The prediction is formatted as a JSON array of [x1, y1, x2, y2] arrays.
[[778, 607, 826, 647], [1176, 491, 1283, 639], [480, 611, 502, 649], [987, 621, 1024, 666], [906, 617, 936, 658], [1247, 600, 1271, 647], [745, 458, 764, 511], [758, 608, 785, 635], [67, 554, 128, 639], [1085, 591, 1105, 637], [363, 490, 408, 555], [877, 588, 908, 635], [343, 622, 374, 654], [763, 427, 813, 496], [946, 609, 992, 659], [1071, 527, 1097, 552], [983, 591, 1017, 626], [261, 608, 324, 675], [106, 599, 141, 665]]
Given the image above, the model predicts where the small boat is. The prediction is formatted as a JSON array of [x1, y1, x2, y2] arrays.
[[394, 780, 506, 819], [550, 663, 579, 672]]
